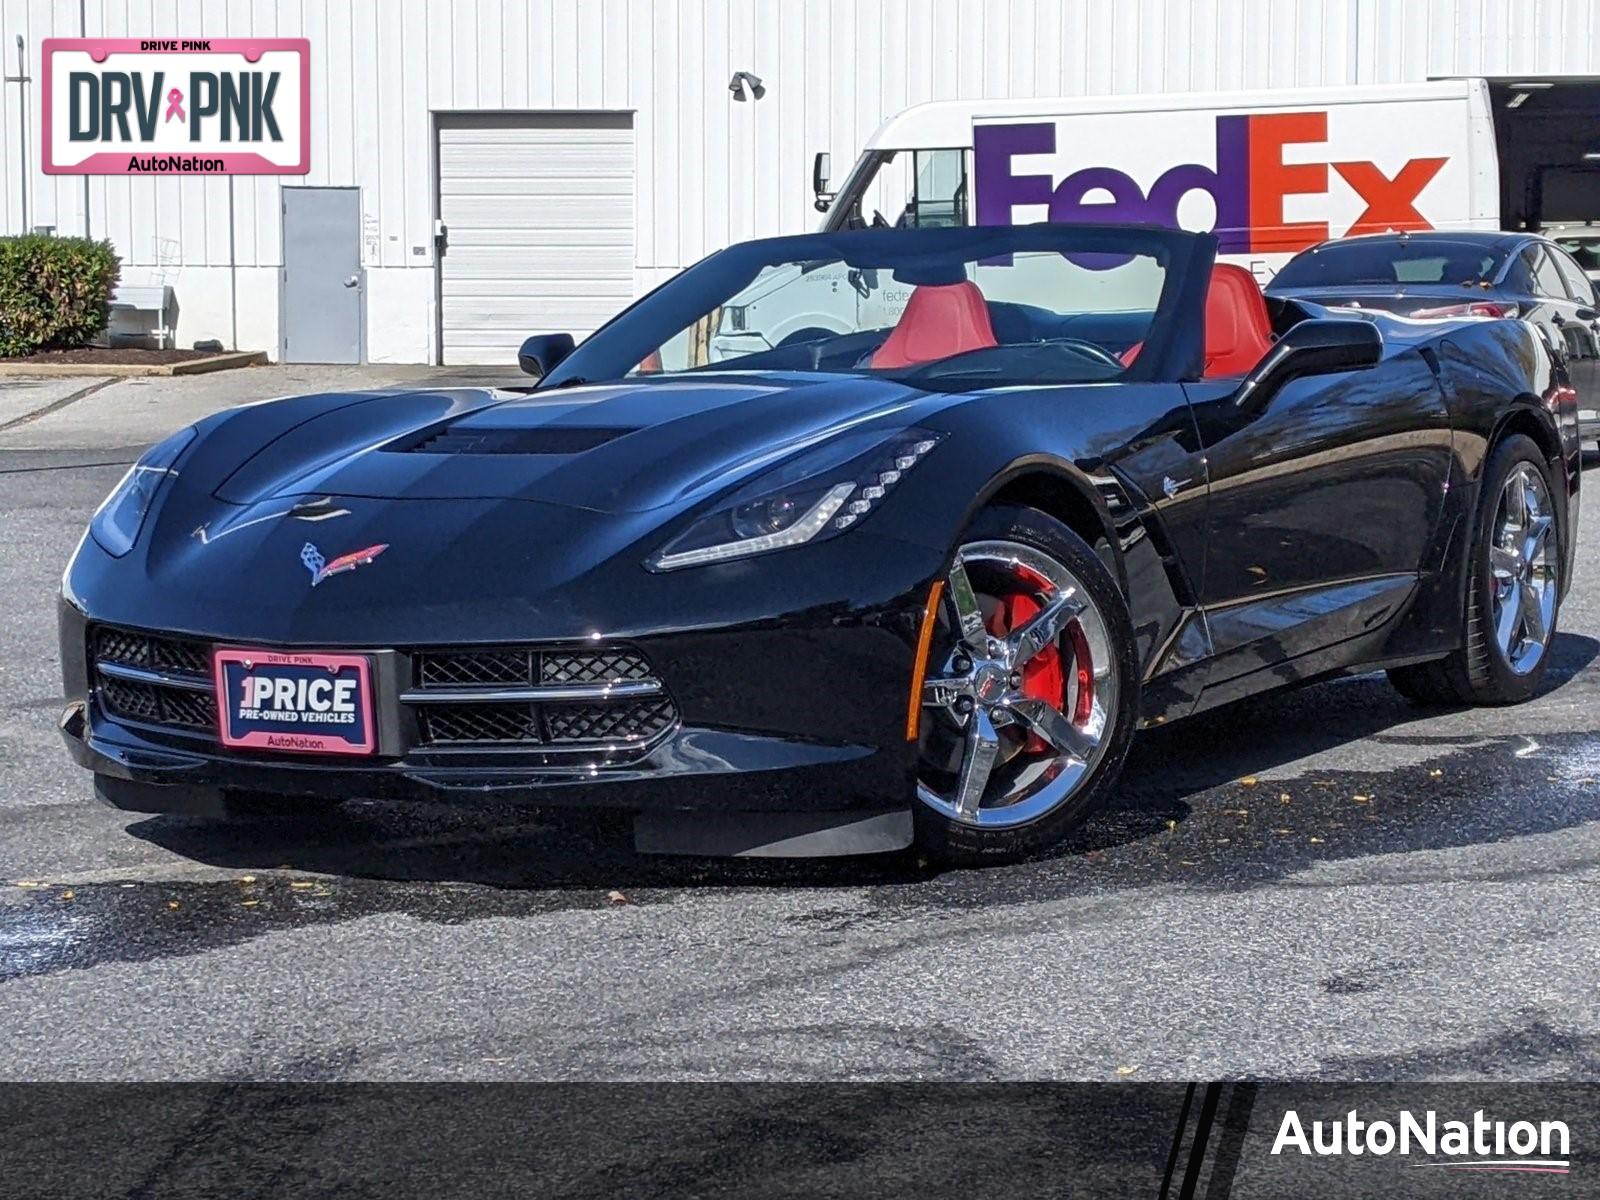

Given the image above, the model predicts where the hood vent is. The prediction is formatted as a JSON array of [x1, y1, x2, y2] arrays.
[[404, 426, 635, 455]]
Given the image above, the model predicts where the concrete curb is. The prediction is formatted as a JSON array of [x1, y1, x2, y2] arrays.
[[0, 351, 268, 378]]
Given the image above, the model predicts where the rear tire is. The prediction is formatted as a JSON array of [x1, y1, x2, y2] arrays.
[[913, 504, 1139, 866], [1387, 433, 1561, 707]]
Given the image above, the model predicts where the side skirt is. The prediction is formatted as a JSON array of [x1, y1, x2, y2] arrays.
[[1140, 573, 1432, 722]]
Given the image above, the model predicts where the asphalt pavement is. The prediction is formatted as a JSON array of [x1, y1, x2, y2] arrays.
[[2, 369, 1598, 1081]]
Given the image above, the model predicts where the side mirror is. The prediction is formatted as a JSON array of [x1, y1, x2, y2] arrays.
[[1234, 319, 1382, 415], [517, 333, 576, 379], [812, 151, 833, 212]]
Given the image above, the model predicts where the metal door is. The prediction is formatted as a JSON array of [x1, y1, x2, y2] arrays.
[[435, 112, 636, 365], [281, 187, 364, 364]]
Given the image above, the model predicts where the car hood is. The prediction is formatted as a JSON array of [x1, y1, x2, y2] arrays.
[[212, 374, 943, 514]]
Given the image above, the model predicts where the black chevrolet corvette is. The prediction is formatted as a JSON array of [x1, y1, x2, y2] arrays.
[[60, 223, 1580, 863]]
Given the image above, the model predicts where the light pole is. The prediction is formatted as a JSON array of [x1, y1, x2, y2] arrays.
[[4, 35, 30, 234]]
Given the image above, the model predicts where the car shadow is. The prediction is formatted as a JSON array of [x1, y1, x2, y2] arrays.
[[125, 632, 1600, 892]]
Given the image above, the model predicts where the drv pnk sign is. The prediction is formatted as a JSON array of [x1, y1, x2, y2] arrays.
[[41, 38, 309, 175]]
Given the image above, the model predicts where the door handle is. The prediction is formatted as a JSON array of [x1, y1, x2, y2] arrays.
[[343, 275, 360, 289]]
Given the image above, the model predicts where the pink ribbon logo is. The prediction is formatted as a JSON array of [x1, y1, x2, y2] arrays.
[[164, 88, 185, 123]]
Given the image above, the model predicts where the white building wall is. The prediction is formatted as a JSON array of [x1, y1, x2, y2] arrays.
[[0, 0, 1598, 363]]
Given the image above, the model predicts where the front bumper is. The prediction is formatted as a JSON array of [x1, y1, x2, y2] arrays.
[[65, 703, 912, 814], [59, 599, 923, 819]]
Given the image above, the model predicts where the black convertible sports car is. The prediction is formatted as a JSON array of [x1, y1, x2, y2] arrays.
[[60, 223, 1579, 863]]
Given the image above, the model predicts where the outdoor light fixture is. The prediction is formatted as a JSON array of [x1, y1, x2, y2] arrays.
[[1505, 80, 1554, 109], [728, 70, 765, 101]]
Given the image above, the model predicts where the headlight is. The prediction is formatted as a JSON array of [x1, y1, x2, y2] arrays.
[[647, 427, 943, 571], [89, 426, 196, 557]]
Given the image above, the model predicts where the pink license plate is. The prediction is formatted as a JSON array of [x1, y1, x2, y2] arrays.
[[213, 648, 376, 755]]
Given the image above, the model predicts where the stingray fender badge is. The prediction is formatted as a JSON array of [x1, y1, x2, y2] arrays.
[[300, 542, 388, 587]]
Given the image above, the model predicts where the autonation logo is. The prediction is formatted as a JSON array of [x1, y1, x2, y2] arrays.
[[1273, 1108, 1571, 1175]]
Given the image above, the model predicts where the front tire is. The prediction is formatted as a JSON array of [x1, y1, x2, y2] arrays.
[[1388, 433, 1561, 706], [913, 505, 1140, 865]]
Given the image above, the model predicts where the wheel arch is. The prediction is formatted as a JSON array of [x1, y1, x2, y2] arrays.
[[1489, 396, 1564, 476], [967, 458, 1128, 594], [1428, 396, 1570, 652]]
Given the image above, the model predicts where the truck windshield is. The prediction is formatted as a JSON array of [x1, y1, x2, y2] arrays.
[[824, 149, 970, 231]]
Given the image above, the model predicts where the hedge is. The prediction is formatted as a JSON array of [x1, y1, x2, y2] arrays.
[[0, 236, 121, 358]]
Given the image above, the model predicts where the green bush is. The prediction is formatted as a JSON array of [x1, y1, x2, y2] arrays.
[[0, 235, 121, 357]]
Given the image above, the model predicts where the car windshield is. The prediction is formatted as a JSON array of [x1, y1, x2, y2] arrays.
[[1272, 238, 1507, 288], [543, 224, 1199, 392]]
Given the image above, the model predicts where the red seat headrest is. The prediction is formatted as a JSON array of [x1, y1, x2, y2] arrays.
[[1203, 264, 1274, 378], [871, 281, 998, 369]]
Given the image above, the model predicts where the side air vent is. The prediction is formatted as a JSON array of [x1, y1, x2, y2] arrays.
[[405, 426, 634, 455]]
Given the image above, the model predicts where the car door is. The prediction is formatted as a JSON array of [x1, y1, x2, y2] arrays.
[[1179, 345, 1454, 684], [1506, 244, 1591, 387], [1546, 244, 1600, 428]]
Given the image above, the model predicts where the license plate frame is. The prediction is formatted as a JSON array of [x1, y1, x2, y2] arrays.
[[213, 647, 377, 756]]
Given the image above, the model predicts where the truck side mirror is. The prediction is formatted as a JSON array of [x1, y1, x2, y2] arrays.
[[518, 333, 576, 378], [812, 151, 833, 212]]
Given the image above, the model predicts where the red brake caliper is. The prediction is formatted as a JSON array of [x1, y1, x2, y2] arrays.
[[986, 583, 1067, 754]]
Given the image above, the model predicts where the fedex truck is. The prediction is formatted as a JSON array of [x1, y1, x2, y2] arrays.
[[700, 79, 1600, 364], [812, 81, 1521, 277]]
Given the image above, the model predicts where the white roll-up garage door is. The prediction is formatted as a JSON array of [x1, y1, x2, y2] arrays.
[[437, 113, 636, 366]]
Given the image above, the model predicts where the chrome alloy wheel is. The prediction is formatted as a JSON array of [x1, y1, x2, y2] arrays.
[[1489, 463, 1558, 676], [916, 540, 1118, 828]]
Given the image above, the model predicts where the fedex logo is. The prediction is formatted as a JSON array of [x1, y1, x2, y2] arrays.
[[973, 112, 1448, 252]]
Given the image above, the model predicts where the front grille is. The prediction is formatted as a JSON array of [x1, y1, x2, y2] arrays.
[[88, 625, 679, 758], [94, 627, 210, 679], [416, 649, 534, 689], [92, 626, 218, 736], [410, 645, 677, 750], [99, 675, 218, 732], [417, 697, 677, 747], [545, 698, 677, 743], [542, 650, 654, 685], [418, 703, 542, 745], [413, 647, 657, 691]]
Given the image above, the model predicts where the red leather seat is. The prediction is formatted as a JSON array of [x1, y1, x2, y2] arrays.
[[1202, 263, 1274, 377], [1117, 263, 1274, 376], [870, 281, 998, 369]]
